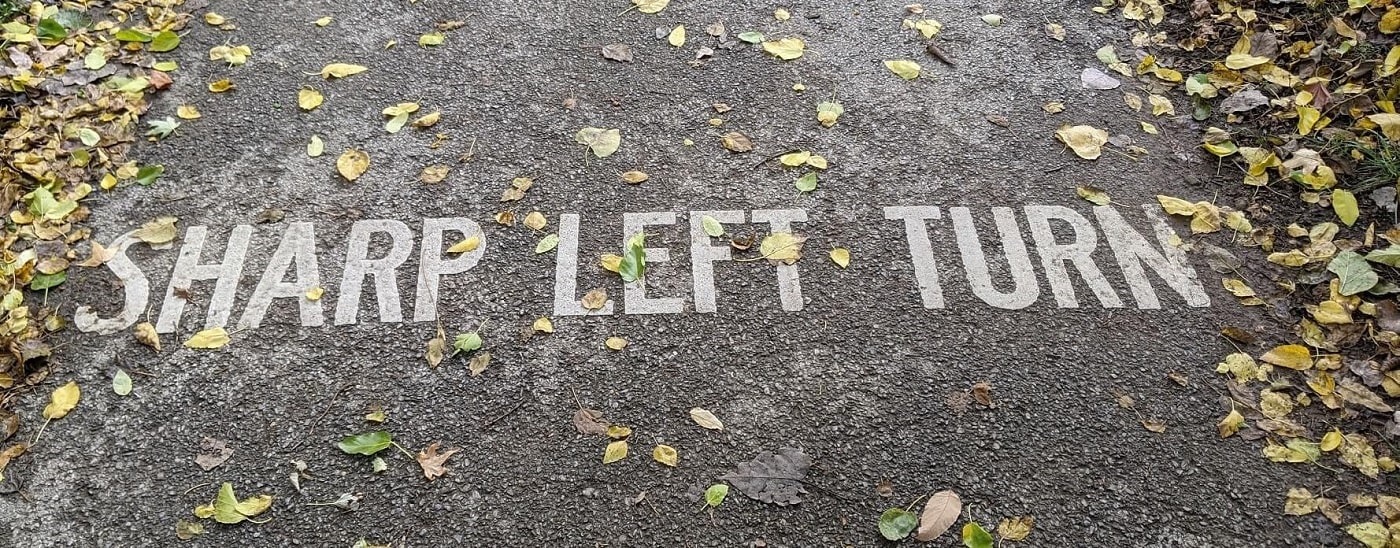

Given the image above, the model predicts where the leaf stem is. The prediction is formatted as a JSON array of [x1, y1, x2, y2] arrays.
[[390, 441, 416, 460]]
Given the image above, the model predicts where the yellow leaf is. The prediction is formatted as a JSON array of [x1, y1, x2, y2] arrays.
[[42, 380, 80, 420], [1297, 105, 1321, 136], [620, 170, 649, 184], [207, 79, 234, 93], [915, 19, 943, 39], [1217, 409, 1244, 438], [1054, 125, 1109, 160], [996, 516, 1034, 542], [603, 440, 628, 464], [652, 444, 679, 467], [412, 111, 441, 128], [134, 322, 161, 351], [761, 37, 805, 60], [606, 425, 632, 439], [1077, 186, 1111, 205], [419, 32, 444, 47], [1345, 522, 1389, 548], [599, 254, 622, 273], [605, 336, 628, 350], [806, 155, 829, 169], [204, 12, 226, 25], [184, 327, 231, 349], [631, 0, 669, 14], [667, 25, 685, 47], [1224, 52, 1271, 69], [176, 105, 201, 119], [1381, 8, 1400, 34], [1321, 429, 1343, 452], [1332, 189, 1358, 226], [1382, 46, 1399, 77], [779, 151, 812, 166], [829, 247, 850, 268], [336, 149, 370, 181], [133, 216, 179, 244], [319, 63, 368, 79], [307, 135, 324, 158], [1222, 278, 1256, 298], [297, 88, 323, 111], [314, 16, 332, 27], [304, 287, 324, 301], [1140, 121, 1158, 134], [689, 408, 724, 430], [1261, 344, 1312, 370], [581, 288, 608, 310], [532, 317, 554, 333], [1156, 195, 1195, 216], [884, 59, 922, 80], [447, 236, 480, 254], [759, 232, 806, 264], [235, 494, 272, 517], [523, 212, 548, 231], [1148, 94, 1174, 116], [1367, 113, 1400, 142]]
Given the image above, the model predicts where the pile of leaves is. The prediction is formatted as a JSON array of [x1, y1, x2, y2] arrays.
[[1096, 0, 1400, 544], [0, 0, 185, 477]]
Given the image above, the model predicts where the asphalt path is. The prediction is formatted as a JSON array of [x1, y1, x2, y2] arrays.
[[0, 0, 1351, 546]]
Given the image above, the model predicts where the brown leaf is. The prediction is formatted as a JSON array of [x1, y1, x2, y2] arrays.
[[580, 288, 608, 310], [601, 44, 634, 62], [875, 479, 894, 497], [425, 325, 447, 367], [133, 322, 161, 352], [720, 132, 753, 153], [914, 490, 962, 541], [416, 441, 460, 480], [468, 351, 491, 377], [572, 408, 609, 435], [194, 436, 234, 471], [970, 381, 994, 407], [0, 443, 29, 477]]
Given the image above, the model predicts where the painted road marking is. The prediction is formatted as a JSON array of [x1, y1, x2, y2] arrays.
[[74, 204, 1208, 336]]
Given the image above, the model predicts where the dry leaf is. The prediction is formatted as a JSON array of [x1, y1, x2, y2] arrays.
[[603, 440, 628, 464], [914, 490, 962, 541], [134, 322, 161, 351], [606, 336, 628, 350], [184, 327, 230, 349], [652, 444, 679, 466], [1055, 125, 1109, 160], [336, 149, 369, 181], [532, 317, 554, 333], [416, 441, 460, 480], [689, 408, 724, 430], [572, 409, 609, 435], [997, 516, 1034, 541], [468, 351, 491, 377], [42, 381, 80, 420], [425, 325, 446, 367], [720, 132, 753, 153], [581, 289, 608, 310]]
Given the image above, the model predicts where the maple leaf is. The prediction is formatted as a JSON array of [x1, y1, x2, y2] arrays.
[[416, 441, 460, 480]]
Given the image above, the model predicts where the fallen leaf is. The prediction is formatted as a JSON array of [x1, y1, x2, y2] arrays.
[[112, 370, 132, 396], [705, 484, 728, 507], [652, 444, 679, 467], [997, 516, 1034, 542], [914, 490, 961, 541], [762, 37, 805, 60], [830, 248, 851, 268], [962, 522, 994, 548], [581, 289, 608, 310], [667, 25, 685, 47], [307, 135, 324, 157], [1055, 125, 1109, 160], [298, 88, 323, 111], [880, 508, 919, 541], [336, 149, 369, 181], [338, 431, 392, 455], [620, 170, 649, 184], [447, 236, 480, 254], [425, 325, 447, 367], [184, 327, 230, 349], [1077, 185, 1111, 205], [601, 43, 633, 62], [535, 234, 560, 253], [720, 447, 810, 505], [720, 132, 753, 152], [884, 59, 922, 80], [631, 0, 669, 14], [416, 442, 460, 480], [195, 436, 234, 471], [817, 101, 844, 127], [320, 63, 367, 79], [606, 336, 628, 350], [759, 232, 805, 264], [533, 317, 554, 333], [575, 127, 621, 158], [572, 409, 608, 435], [603, 440, 628, 464], [690, 408, 724, 430], [133, 322, 161, 351], [43, 380, 80, 419]]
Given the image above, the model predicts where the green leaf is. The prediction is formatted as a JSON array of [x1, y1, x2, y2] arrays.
[[150, 30, 180, 52], [737, 31, 764, 44], [704, 484, 728, 507], [701, 215, 724, 238], [1328, 250, 1379, 296], [135, 164, 164, 186], [146, 117, 180, 140], [26, 186, 77, 220], [114, 28, 152, 42], [1366, 246, 1400, 267], [30, 272, 65, 291], [878, 508, 918, 541], [213, 483, 245, 524], [77, 127, 100, 147], [794, 172, 818, 192], [36, 18, 67, 42], [1332, 189, 1359, 226], [83, 47, 106, 70], [961, 522, 994, 548], [337, 431, 393, 455], [619, 232, 646, 283], [535, 233, 560, 253], [112, 370, 132, 396], [371, 456, 388, 473], [452, 332, 482, 354]]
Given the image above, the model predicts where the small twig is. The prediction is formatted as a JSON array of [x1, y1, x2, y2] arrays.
[[751, 149, 802, 170], [284, 383, 353, 451], [183, 482, 214, 496], [481, 389, 529, 430]]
